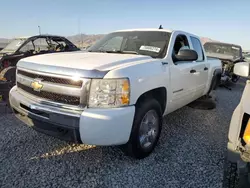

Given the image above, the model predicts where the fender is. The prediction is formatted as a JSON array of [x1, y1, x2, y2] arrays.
[[104, 60, 171, 107], [134, 87, 168, 115]]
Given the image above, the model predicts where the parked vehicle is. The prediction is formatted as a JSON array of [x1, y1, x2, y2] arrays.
[[243, 52, 250, 62], [204, 42, 244, 85], [223, 62, 250, 188], [9, 29, 222, 159], [0, 35, 80, 102], [0, 42, 8, 51]]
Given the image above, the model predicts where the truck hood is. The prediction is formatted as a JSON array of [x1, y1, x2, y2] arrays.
[[206, 52, 238, 62], [0, 51, 13, 58], [17, 51, 152, 78]]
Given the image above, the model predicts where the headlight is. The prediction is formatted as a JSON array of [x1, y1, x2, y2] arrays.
[[88, 78, 130, 108]]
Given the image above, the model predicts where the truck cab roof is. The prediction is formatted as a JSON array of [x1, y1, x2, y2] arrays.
[[112, 28, 200, 39], [114, 28, 173, 33]]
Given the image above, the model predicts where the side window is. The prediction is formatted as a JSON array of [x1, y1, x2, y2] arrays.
[[18, 41, 34, 52], [190, 37, 204, 61], [33, 38, 50, 51], [172, 35, 190, 56], [51, 38, 66, 49]]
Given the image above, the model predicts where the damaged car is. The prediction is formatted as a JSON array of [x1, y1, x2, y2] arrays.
[[0, 35, 80, 102], [204, 42, 244, 86]]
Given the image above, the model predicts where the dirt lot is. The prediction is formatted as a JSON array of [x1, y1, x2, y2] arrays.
[[0, 81, 245, 188]]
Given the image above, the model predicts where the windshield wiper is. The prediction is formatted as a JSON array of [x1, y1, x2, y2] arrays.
[[105, 50, 139, 55], [88, 50, 107, 53], [88, 50, 138, 55]]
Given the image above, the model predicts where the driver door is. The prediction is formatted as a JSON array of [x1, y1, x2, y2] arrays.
[[168, 34, 198, 112]]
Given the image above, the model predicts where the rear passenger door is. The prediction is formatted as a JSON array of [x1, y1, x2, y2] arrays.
[[190, 36, 209, 98]]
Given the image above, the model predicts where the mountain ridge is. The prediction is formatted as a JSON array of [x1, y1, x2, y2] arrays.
[[0, 34, 216, 49]]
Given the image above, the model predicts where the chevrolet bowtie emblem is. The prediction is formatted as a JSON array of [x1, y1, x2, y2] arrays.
[[31, 79, 43, 92]]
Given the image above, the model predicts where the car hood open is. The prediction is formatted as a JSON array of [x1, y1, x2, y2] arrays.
[[206, 52, 240, 62]]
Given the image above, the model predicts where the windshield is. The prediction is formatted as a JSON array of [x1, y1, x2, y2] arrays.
[[1, 38, 26, 52], [204, 43, 241, 60], [88, 31, 171, 58]]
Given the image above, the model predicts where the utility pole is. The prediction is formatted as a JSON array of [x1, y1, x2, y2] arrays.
[[38, 26, 41, 35], [78, 17, 82, 48]]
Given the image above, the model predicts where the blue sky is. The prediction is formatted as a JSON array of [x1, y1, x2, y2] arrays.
[[1, 0, 249, 49]]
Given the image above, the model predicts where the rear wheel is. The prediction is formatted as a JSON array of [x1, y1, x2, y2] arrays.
[[123, 99, 162, 159], [231, 74, 240, 83]]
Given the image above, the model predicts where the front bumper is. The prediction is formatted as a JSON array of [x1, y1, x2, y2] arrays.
[[228, 141, 250, 163], [9, 86, 135, 145], [10, 86, 83, 143], [227, 142, 241, 162]]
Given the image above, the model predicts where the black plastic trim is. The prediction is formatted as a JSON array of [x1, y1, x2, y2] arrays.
[[12, 106, 82, 143]]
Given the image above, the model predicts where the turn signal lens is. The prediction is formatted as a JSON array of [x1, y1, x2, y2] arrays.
[[120, 79, 130, 105], [243, 119, 250, 144]]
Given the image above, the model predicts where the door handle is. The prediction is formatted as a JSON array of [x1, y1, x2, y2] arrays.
[[204, 67, 208, 71], [190, 69, 196, 73], [162, 62, 168, 65]]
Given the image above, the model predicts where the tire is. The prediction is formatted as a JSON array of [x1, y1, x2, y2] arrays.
[[231, 74, 240, 83], [223, 158, 250, 188], [122, 98, 163, 159], [223, 159, 239, 188]]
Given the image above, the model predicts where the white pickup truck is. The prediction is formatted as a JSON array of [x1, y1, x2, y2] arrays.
[[9, 29, 222, 159]]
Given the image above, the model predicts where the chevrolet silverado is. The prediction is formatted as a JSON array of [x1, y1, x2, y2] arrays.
[[9, 28, 222, 159]]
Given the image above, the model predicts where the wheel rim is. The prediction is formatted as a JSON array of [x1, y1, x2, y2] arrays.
[[139, 110, 159, 150]]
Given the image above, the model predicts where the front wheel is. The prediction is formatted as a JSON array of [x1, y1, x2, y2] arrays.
[[123, 99, 163, 159]]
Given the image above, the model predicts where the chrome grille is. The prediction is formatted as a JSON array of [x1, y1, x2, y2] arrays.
[[16, 69, 90, 107], [17, 82, 80, 105], [17, 69, 83, 87]]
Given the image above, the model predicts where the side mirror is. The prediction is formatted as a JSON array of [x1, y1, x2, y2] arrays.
[[174, 49, 198, 62], [233, 62, 250, 77]]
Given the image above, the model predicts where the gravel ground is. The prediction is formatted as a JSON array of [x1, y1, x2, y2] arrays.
[[0, 81, 246, 188]]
